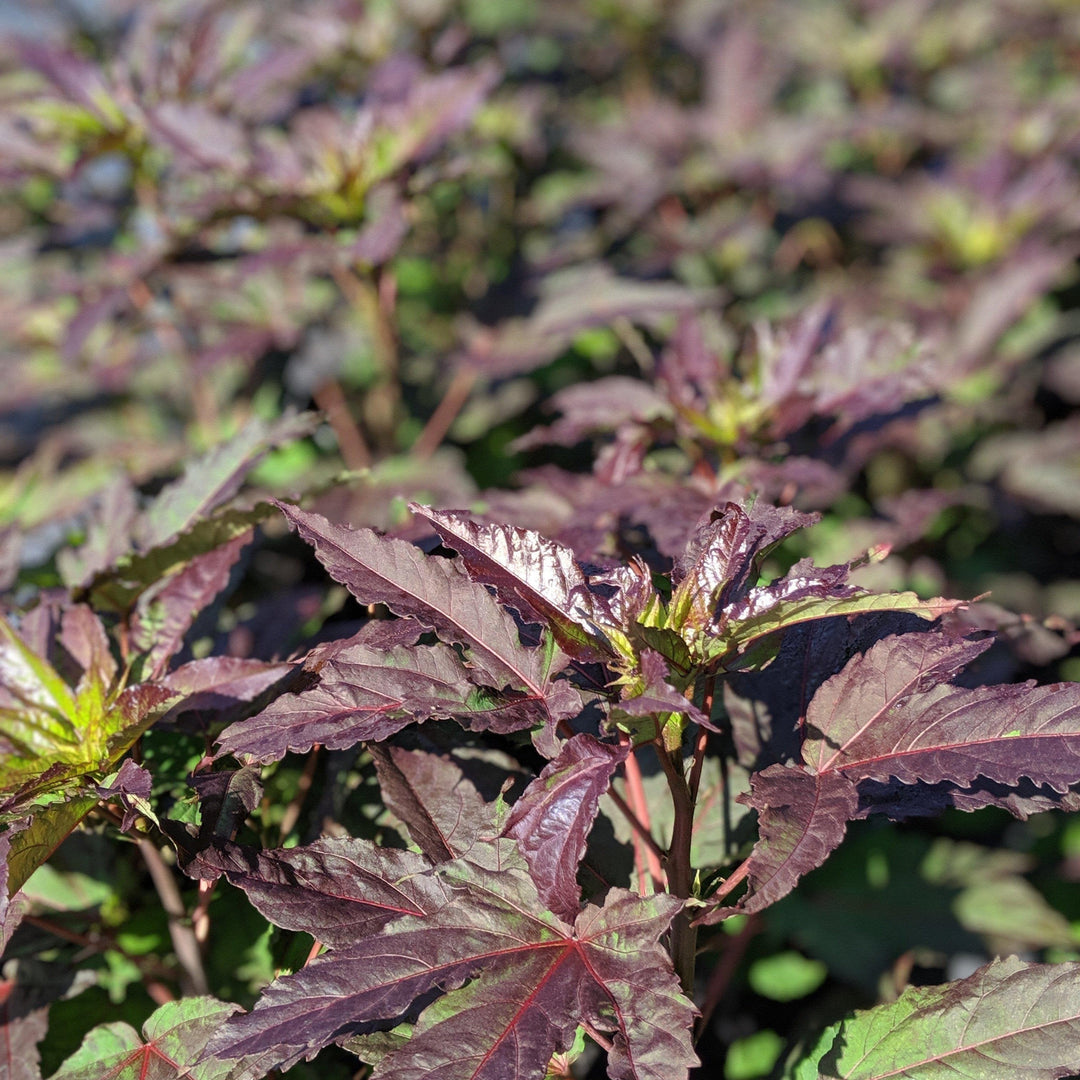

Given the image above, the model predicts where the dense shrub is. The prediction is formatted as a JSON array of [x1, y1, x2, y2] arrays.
[[3, 2, 1080, 1077]]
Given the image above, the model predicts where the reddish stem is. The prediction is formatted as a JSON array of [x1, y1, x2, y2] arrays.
[[687, 726, 709, 805], [622, 745, 665, 893], [313, 378, 371, 470], [412, 365, 478, 460], [709, 857, 751, 903], [580, 1019, 614, 1053]]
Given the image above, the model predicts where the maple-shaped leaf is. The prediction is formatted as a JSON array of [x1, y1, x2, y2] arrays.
[[793, 956, 1080, 1079], [502, 734, 629, 921], [49, 995, 264, 1080], [216, 639, 551, 763], [409, 504, 611, 660], [205, 842, 697, 1080], [703, 631, 1080, 919], [274, 502, 580, 724]]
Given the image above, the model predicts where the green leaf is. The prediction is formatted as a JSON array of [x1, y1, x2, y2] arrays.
[[794, 956, 1080, 1079], [0, 616, 77, 726], [89, 506, 275, 613], [727, 1030, 784, 1080], [5, 795, 100, 896], [49, 995, 259, 1080], [707, 591, 963, 668]]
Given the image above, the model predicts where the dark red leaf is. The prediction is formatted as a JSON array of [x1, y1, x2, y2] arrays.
[[205, 843, 697, 1080], [409, 504, 610, 659], [216, 641, 549, 763], [132, 529, 254, 678], [503, 735, 629, 922], [274, 502, 580, 723], [188, 838, 444, 946], [707, 631, 1080, 918]]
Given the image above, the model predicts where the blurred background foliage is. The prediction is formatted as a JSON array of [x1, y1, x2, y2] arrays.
[[3, 0, 1080, 1076]]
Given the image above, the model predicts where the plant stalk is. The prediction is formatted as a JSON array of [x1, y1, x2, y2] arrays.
[[138, 838, 209, 995], [658, 745, 697, 996]]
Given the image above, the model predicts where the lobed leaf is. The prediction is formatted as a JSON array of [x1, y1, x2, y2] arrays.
[[206, 843, 698, 1080], [49, 995, 263, 1080]]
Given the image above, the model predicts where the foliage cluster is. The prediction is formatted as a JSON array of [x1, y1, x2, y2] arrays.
[[3, 1, 1080, 1077]]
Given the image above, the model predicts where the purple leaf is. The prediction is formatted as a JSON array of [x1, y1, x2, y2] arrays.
[[18, 41, 123, 126], [708, 631, 1080, 918], [190, 767, 263, 843], [409, 504, 610, 659], [162, 657, 296, 728], [145, 102, 249, 172], [187, 838, 444, 946], [58, 604, 117, 689], [513, 377, 672, 451], [54, 476, 139, 590], [132, 529, 254, 678], [697, 765, 858, 922], [503, 735, 629, 922], [723, 612, 930, 769], [274, 503, 579, 722], [804, 632, 1080, 791], [350, 186, 409, 265], [671, 501, 817, 631], [0, 829, 29, 953], [206, 844, 697, 1080], [216, 640, 549, 763], [0, 969, 49, 1080], [464, 264, 714, 379], [709, 558, 963, 669]]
